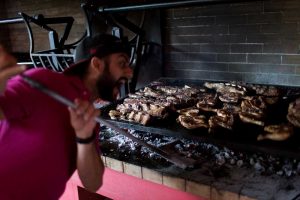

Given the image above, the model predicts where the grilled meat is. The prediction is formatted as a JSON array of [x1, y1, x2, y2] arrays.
[[209, 115, 233, 130], [204, 82, 247, 95], [287, 114, 300, 127], [181, 85, 202, 96], [174, 93, 197, 105], [251, 85, 280, 97], [148, 104, 169, 118], [239, 112, 265, 126], [116, 104, 131, 114], [241, 96, 267, 117], [209, 109, 234, 130], [257, 124, 294, 141], [287, 98, 300, 127], [264, 97, 279, 105], [204, 82, 224, 90], [219, 92, 241, 103], [155, 85, 180, 95], [118, 98, 170, 118], [246, 85, 280, 105], [239, 96, 266, 126], [143, 87, 163, 98], [288, 98, 300, 118], [197, 93, 218, 107], [217, 109, 234, 120], [127, 110, 152, 125], [222, 103, 241, 114], [109, 110, 122, 120], [196, 93, 218, 112], [177, 115, 208, 129], [128, 92, 144, 99], [239, 97, 266, 126], [217, 86, 246, 95], [197, 105, 218, 113], [110, 109, 152, 125], [156, 85, 200, 96], [109, 81, 290, 139], [177, 107, 199, 116]]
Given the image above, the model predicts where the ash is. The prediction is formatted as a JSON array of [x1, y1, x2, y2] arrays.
[[177, 140, 300, 177], [99, 128, 300, 177]]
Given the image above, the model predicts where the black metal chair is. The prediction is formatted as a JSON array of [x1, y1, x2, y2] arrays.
[[19, 12, 86, 72]]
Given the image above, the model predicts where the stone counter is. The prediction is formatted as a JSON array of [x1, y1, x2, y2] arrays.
[[100, 154, 300, 200]]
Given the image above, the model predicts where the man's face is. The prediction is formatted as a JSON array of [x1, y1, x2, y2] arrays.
[[96, 53, 132, 101]]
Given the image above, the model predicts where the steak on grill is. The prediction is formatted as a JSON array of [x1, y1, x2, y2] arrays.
[[109, 109, 152, 125], [219, 92, 241, 103], [197, 93, 218, 107], [287, 98, 300, 127], [177, 115, 208, 129], [204, 82, 247, 95], [177, 107, 199, 116], [239, 112, 265, 126], [257, 124, 294, 141], [209, 109, 235, 131], [239, 97, 267, 126]]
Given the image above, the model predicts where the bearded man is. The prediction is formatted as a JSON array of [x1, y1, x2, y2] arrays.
[[0, 34, 133, 200]]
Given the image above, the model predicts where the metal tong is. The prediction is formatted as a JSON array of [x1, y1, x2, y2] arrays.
[[20, 74, 196, 169]]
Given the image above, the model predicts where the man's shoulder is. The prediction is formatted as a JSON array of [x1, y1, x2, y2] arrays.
[[25, 68, 67, 85], [26, 68, 61, 78], [24, 68, 86, 96]]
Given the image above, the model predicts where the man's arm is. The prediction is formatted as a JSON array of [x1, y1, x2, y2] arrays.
[[68, 98, 104, 191], [0, 45, 26, 120]]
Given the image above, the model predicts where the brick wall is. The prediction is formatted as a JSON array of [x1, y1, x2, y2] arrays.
[[1, 0, 300, 86], [1, 0, 85, 53], [0, 1, 10, 50], [163, 0, 300, 86]]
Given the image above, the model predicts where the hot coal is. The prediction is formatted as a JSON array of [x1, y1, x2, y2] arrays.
[[99, 127, 300, 177]]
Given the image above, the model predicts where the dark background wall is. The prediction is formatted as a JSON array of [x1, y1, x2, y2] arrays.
[[0, 1, 10, 50], [163, 0, 300, 86], [1, 0, 300, 86], [0, 0, 85, 52]]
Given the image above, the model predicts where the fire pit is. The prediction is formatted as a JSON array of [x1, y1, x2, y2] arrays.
[[99, 127, 300, 177]]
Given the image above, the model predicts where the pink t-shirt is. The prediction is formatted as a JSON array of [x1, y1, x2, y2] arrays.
[[0, 68, 90, 200]]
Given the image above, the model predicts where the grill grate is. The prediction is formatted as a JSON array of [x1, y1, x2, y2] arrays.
[[100, 78, 300, 159]]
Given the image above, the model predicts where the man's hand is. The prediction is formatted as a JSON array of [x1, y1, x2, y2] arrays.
[[68, 98, 104, 192], [68, 98, 100, 139], [0, 45, 26, 93]]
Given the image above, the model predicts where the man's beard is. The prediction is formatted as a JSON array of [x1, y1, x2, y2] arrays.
[[96, 68, 127, 102]]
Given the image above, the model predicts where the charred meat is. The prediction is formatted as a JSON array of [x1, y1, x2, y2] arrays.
[[204, 82, 247, 95], [209, 109, 235, 130], [197, 93, 218, 107], [287, 98, 300, 127], [219, 92, 241, 103], [251, 85, 280, 97], [222, 103, 241, 115], [239, 112, 265, 126], [177, 115, 208, 129], [109, 110, 152, 125], [177, 107, 200, 117], [257, 124, 294, 141], [127, 110, 152, 125], [240, 96, 267, 117]]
